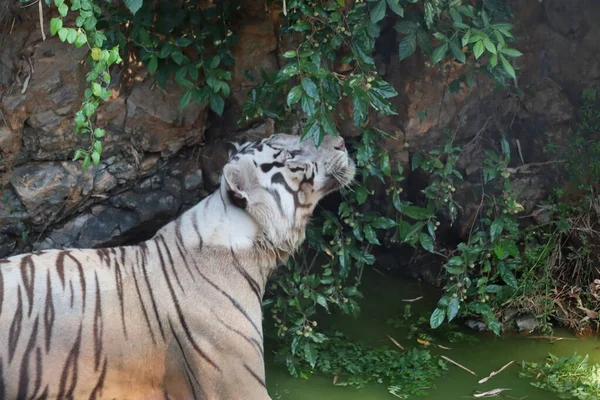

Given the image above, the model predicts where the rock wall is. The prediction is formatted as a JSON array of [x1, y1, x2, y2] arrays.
[[0, 0, 599, 259]]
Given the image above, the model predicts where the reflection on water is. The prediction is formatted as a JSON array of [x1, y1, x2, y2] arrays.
[[266, 268, 600, 400]]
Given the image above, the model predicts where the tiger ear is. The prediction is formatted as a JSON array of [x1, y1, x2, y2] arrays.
[[226, 141, 242, 159], [223, 163, 250, 209]]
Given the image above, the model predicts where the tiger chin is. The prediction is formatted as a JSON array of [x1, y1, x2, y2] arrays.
[[0, 133, 355, 400]]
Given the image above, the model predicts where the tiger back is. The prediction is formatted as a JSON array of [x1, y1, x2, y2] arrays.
[[0, 133, 355, 400]]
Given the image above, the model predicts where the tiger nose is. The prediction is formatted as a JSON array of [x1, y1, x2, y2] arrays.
[[334, 137, 345, 151]]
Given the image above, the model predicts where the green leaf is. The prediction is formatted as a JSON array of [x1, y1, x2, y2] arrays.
[[445, 265, 463, 275], [209, 94, 225, 116], [499, 48, 523, 58], [124, 0, 143, 15], [355, 186, 369, 205], [447, 297, 460, 322], [403, 206, 432, 220], [364, 225, 381, 245], [371, 217, 396, 229], [430, 307, 446, 329], [370, 0, 386, 23], [450, 37, 465, 63], [74, 32, 87, 48], [82, 154, 91, 170], [461, 30, 471, 47], [147, 55, 158, 75], [179, 89, 192, 110], [386, 0, 403, 16], [381, 153, 391, 176], [500, 54, 516, 78], [57, 27, 69, 42], [287, 85, 303, 106], [449, 8, 462, 23], [93, 140, 102, 154], [58, 3, 69, 17], [398, 34, 416, 61], [50, 18, 63, 36], [66, 28, 77, 44], [489, 53, 498, 67], [490, 218, 504, 242], [304, 343, 317, 368], [158, 42, 173, 59], [301, 95, 316, 116], [473, 40, 484, 59], [499, 262, 518, 288], [282, 50, 297, 59], [447, 256, 464, 266], [394, 21, 418, 34], [419, 233, 434, 253], [171, 49, 183, 65], [91, 82, 102, 97], [320, 111, 336, 136], [431, 43, 448, 64], [91, 151, 100, 165], [482, 37, 497, 54], [72, 149, 85, 161], [301, 77, 319, 100], [93, 128, 105, 138]]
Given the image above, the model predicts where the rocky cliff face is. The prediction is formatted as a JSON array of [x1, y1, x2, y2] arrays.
[[0, 0, 598, 260]]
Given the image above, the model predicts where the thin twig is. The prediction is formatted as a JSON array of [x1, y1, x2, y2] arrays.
[[38, 0, 46, 41], [478, 360, 514, 384], [387, 335, 405, 350], [441, 355, 477, 376]]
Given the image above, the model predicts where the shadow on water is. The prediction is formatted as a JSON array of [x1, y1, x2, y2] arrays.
[[266, 268, 600, 400]]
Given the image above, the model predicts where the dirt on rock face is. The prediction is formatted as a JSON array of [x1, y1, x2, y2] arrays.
[[0, 1, 599, 263]]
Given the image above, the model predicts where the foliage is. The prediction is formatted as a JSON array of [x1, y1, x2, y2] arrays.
[[254, 0, 519, 373], [520, 353, 600, 400], [276, 331, 446, 398], [387, 304, 479, 344], [45, 0, 522, 383]]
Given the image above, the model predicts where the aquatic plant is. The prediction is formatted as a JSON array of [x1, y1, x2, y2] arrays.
[[520, 353, 600, 400]]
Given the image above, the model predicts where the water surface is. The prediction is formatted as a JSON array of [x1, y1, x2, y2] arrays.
[[266, 268, 600, 400]]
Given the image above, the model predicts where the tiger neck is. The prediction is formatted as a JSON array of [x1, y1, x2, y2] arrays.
[[155, 185, 283, 273]]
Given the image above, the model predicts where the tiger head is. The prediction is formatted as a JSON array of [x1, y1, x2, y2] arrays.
[[222, 133, 355, 253]]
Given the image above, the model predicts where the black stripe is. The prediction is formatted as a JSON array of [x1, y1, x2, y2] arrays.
[[260, 161, 285, 173], [192, 260, 263, 340], [191, 214, 204, 251], [8, 287, 23, 363], [155, 242, 221, 371], [168, 320, 204, 400], [20, 255, 35, 317], [131, 249, 157, 344], [56, 251, 66, 289], [212, 312, 263, 357], [174, 237, 196, 281], [158, 235, 184, 293], [138, 243, 166, 341], [66, 252, 86, 312], [230, 249, 262, 303], [44, 271, 55, 353], [267, 188, 285, 216], [88, 357, 108, 400], [57, 324, 82, 400], [16, 317, 39, 400], [114, 250, 128, 338], [244, 363, 267, 389], [93, 272, 103, 371]]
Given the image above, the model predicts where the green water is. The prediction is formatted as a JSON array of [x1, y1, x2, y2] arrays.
[[265, 268, 600, 400]]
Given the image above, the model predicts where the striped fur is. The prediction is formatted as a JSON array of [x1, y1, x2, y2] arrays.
[[0, 134, 355, 399]]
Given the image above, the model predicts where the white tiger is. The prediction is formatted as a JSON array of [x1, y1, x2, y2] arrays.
[[0, 133, 355, 399]]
